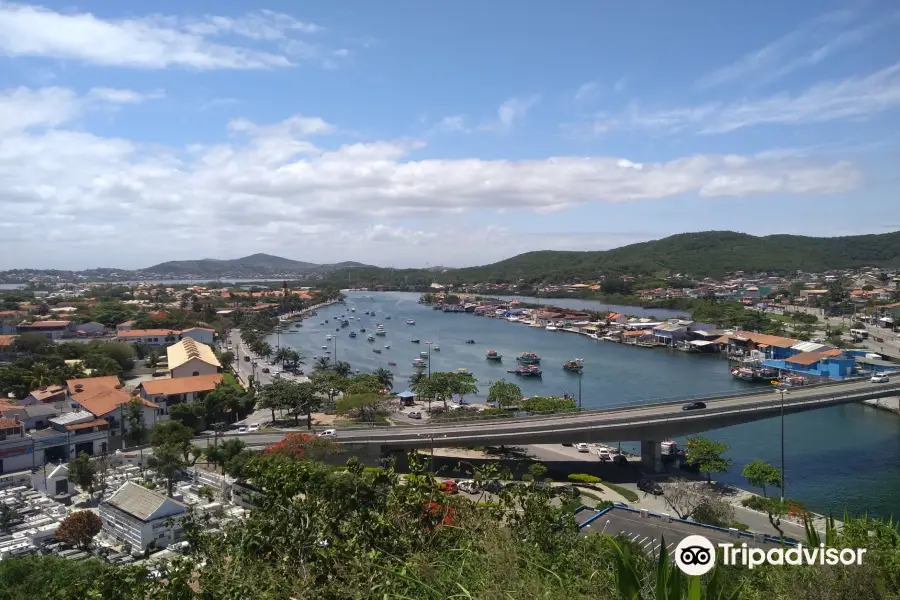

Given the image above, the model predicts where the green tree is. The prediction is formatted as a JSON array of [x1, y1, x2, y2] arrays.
[[336, 393, 387, 422], [373, 366, 394, 390], [0, 504, 18, 534], [741, 458, 781, 498], [684, 436, 732, 484], [149, 420, 194, 449], [147, 443, 185, 497], [123, 397, 147, 447], [68, 452, 98, 496], [487, 379, 523, 408], [217, 350, 235, 369]]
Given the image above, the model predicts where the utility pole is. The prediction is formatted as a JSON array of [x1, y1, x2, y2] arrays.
[[577, 372, 583, 409], [779, 388, 787, 503]]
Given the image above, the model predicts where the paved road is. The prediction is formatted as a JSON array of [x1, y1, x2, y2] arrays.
[[215, 378, 900, 449]]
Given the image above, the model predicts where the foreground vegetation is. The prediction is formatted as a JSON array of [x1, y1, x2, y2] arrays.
[[1, 447, 898, 599]]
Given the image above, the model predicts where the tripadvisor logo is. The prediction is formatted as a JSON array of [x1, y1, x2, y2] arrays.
[[673, 534, 867, 575]]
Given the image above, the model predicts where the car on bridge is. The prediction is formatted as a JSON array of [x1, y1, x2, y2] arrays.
[[871, 374, 890, 383], [681, 401, 706, 411]]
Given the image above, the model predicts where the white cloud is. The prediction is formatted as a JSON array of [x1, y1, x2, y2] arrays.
[[430, 115, 469, 134], [0, 89, 863, 268], [696, 10, 893, 89], [87, 88, 165, 104], [582, 62, 900, 135], [494, 94, 541, 131], [0, 3, 337, 69], [574, 82, 597, 104]]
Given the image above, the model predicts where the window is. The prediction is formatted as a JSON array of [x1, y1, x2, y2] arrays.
[[192, 371, 199, 376]]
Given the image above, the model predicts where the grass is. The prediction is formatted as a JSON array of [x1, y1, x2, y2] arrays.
[[601, 481, 639, 503]]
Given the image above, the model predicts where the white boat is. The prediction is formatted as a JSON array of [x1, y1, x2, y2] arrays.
[[529, 322, 542, 327], [545, 326, 558, 331], [406, 319, 415, 325], [325, 334, 333, 340], [384, 344, 391, 349], [321, 345, 327, 349], [350, 308, 356, 312], [367, 334, 376, 341], [433, 345, 440, 351]]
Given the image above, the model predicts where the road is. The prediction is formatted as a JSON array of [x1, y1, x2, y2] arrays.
[[210, 378, 900, 450]]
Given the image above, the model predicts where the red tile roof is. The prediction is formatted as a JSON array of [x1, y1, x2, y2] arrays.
[[140, 374, 222, 396]]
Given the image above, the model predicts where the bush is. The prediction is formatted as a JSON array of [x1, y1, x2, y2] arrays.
[[520, 474, 533, 482], [568, 474, 601, 484], [602, 481, 639, 503]]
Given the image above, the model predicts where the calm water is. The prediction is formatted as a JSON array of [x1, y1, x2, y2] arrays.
[[278, 292, 900, 519]]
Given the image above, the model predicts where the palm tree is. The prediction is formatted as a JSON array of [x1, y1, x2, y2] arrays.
[[374, 367, 394, 391], [313, 356, 332, 372], [285, 349, 304, 371], [258, 342, 273, 362], [333, 361, 351, 377], [273, 347, 291, 366], [408, 372, 426, 397], [28, 364, 53, 391]]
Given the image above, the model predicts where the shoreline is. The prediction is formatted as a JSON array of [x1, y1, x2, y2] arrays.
[[863, 397, 900, 414]]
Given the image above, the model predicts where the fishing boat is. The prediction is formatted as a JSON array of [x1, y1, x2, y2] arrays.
[[367, 334, 376, 341], [406, 319, 416, 325], [387, 361, 397, 366], [411, 339, 420, 344], [385, 315, 392, 320], [514, 365, 542, 378], [373, 348, 382, 354], [360, 328, 366, 332], [545, 325, 558, 331], [350, 307, 356, 312], [486, 350, 502, 361], [419, 351, 429, 358], [456, 368, 473, 377], [349, 331, 357, 338], [432, 345, 440, 351], [517, 352, 541, 364], [375, 325, 387, 336], [341, 320, 349, 328], [321, 345, 328, 350], [465, 339, 475, 344], [384, 343, 391, 349], [326, 334, 333, 340], [562, 358, 584, 372], [412, 358, 427, 368]]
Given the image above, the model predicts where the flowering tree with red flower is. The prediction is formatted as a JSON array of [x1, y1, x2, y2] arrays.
[[264, 433, 340, 461]]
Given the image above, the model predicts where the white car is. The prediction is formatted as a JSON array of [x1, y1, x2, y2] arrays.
[[871, 374, 890, 383], [575, 443, 590, 453], [407, 411, 422, 419], [248, 423, 260, 432], [317, 429, 337, 438], [596, 448, 612, 461], [237, 426, 248, 434]]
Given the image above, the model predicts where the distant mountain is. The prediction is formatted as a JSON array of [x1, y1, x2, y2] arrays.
[[434, 231, 900, 283], [140, 253, 373, 278]]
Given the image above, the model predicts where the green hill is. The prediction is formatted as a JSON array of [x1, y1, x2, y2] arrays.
[[141, 254, 371, 277], [438, 231, 900, 283]]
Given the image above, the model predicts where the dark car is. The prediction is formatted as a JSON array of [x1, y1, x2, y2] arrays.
[[262, 367, 270, 373], [483, 481, 503, 494], [682, 401, 706, 411], [638, 478, 663, 495], [556, 484, 581, 499]]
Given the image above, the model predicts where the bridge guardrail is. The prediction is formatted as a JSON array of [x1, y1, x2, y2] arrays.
[[329, 381, 900, 444]]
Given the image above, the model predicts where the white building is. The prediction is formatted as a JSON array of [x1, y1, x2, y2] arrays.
[[137, 373, 223, 419], [167, 338, 221, 378], [115, 329, 180, 346], [179, 327, 215, 346], [100, 482, 188, 551]]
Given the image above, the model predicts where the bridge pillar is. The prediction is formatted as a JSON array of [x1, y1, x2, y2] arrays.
[[640, 440, 664, 473]]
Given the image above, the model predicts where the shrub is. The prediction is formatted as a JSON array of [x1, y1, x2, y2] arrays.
[[520, 474, 533, 482], [568, 474, 602, 484]]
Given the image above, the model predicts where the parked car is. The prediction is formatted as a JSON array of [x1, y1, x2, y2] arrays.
[[407, 411, 422, 419], [243, 356, 250, 362], [561, 442, 573, 447], [682, 401, 706, 411], [437, 480, 458, 494], [457, 480, 480, 494], [248, 423, 260, 432], [237, 426, 248, 434], [575, 443, 590, 453], [317, 429, 337, 438], [638, 478, 663, 495], [483, 481, 503, 494], [871, 374, 890, 383], [596, 448, 612, 462], [262, 367, 270, 373]]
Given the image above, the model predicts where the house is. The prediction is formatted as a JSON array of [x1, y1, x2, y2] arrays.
[[651, 322, 688, 347], [762, 349, 855, 380], [16, 320, 72, 340], [31, 463, 73, 499], [137, 373, 223, 418], [0, 418, 34, 474], [19, 385, 67, 406], [66, 377, 158, 441], [717, 331, 800, 360], [47, 411, 111, 456], [116, 320, 135, 333], [167, 338, 221, 378], [0, 404, 61, 430], [115, 329, 179, 346], [606, 313, 627, 326], [0, 335, 17, 358], [179, 327, 215, 346], [99, 482, 188, 551], [0, 311, 23, 334]]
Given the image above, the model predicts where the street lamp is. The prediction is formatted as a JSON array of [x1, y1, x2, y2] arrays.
[[425, 341, 433, 377], [777, 387, 788, 502], [577, 371, 583, 409]]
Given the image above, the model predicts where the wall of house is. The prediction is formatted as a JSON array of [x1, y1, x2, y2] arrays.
[[180, 329, 214, 345], [0, 437, 36, 473], [171, 359, 218, 379], [99, 505, 186, 551]]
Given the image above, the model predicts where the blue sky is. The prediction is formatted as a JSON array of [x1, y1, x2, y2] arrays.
[[1, 0, 898, 269]]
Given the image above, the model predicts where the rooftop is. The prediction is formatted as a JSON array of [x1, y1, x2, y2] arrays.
[[166, 338, 221, 371], [28, 385, 66, 402], [49, 410, 96, 426], [64, 418, 109, 432], [21, 321, 71, 328], [140, 373, 222, 396], [0, 418, 21, 430], [105, 481, 186, 522], [116, 329, 179, 338]]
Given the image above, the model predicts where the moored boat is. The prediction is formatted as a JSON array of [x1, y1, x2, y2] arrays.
[[412, 358, 427, 368], [432, 345, 440, 351], [517, 352, 541, 364], [419, 351, 429, 358], [456, 367, 473, 377], [406, 319, 416, 325], [349, 331, 357, 338], [411, 339, 420, 343], [387, 361, 397, 366], [373, 348, 382, 354], [514, 365, 542, 377], [486, 350, 502, 361], [562, 358, 584, 372], [367, 334, 376, 341]]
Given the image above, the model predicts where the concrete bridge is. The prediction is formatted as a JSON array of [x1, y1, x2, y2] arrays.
[[213, 378, 900, 472]]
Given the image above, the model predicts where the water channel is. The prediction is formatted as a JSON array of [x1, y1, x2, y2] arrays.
[[277, 291, 900, 518]]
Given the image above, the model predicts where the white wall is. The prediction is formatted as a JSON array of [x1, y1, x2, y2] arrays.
[[171, 358, 218, 379]]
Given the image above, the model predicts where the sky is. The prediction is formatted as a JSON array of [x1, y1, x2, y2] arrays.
[[1, 0, 899, 270]]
